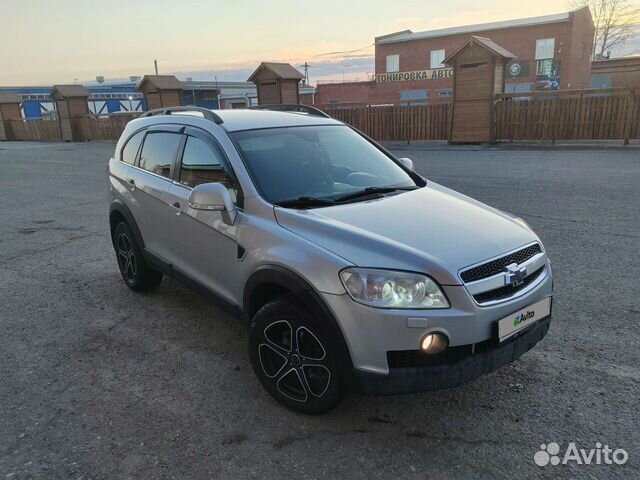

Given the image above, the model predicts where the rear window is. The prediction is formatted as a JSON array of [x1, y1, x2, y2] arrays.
[[138, 132, 182, 179], [121, 130, 145, 165]]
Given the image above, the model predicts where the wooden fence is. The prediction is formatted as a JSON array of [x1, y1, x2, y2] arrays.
[[4, 91, 638, 144], [5, 118, 62, 142], [322, 104, 452, 141], [495, 88, 639, 143], [2, 113, 140, 142], [77, 114, 140, 141]]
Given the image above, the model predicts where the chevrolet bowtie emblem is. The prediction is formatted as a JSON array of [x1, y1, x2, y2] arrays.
[[504, 263, 527, 287]]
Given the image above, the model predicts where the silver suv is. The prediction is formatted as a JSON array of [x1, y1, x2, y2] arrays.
[[108, 105, 553, 414]]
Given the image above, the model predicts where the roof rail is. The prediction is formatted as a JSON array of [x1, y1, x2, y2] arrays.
[[140, 106, 224, 124], [252, 104, 331, 118]]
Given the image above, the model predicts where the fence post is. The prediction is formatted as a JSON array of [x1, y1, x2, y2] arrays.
[[623, 91, 636, 145], [0, 111, 5, 141]]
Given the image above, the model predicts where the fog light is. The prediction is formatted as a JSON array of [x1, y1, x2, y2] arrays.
[[420, 333, 448, 354]]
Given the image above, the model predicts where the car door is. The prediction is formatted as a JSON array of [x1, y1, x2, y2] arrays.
[[127, 125, 183, 261], [164, 127, 241, 305]]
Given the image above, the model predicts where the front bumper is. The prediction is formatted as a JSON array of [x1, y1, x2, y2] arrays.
[[321, 262, 553, 374], [350, 315, 551, 395]]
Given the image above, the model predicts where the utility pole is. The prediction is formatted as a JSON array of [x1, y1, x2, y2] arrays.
[[154, 59, 158, 75], [300, 62, 310, 85]]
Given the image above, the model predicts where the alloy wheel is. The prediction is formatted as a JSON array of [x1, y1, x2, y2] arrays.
[[116, 232, 137, 283], [258, 320, 332, 402]]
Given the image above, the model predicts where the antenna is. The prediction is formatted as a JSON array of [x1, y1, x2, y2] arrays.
[[300, 62, 311, 85]]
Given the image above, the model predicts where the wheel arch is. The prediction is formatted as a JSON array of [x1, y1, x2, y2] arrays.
[[109, 200, 144, 250], [244, 265, 354, 374]]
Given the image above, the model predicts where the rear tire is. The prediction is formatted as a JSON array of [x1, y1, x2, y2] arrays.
[[113, 222, 162, 291], [249, 296, 343, 414]]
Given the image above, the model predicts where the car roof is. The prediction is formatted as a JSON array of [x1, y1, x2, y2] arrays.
[[213, 109, 341, 132], [122, 108, 343, 142]]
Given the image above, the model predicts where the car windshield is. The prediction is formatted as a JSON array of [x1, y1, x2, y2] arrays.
[[231, 125, 419, 205]]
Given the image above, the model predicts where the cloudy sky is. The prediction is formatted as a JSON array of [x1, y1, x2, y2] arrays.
[[1, 0, 638, 85]]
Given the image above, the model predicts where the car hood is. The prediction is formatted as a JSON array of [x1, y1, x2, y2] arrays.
[[274, 182, 540, 285]]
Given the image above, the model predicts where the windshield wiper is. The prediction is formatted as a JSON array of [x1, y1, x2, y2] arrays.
[[275, 196, 337, 209], [335, 186, 419, 203]]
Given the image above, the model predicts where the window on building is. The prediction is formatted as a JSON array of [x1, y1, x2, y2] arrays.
[[430, 49, 445, 69], [400, 89, 428, 105], [535, 39, 555, 60], [386, 54, 400, 73], [536, 59, 560, 77], [138, 132, 182, 179]]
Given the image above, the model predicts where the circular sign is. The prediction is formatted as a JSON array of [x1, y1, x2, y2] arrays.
[[509, 63, 522, 76]]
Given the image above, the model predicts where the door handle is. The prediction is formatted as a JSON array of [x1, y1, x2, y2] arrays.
[[169, 201, 182, 215], [126, 178, 135, 191]]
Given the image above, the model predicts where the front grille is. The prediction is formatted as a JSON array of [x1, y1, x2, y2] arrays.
[[473, 266, 545, 304], [460, 244, 542, 283]]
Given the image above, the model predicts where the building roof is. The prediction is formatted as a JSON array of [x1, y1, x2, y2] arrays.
[[0, 93, 21, 104], [51, 85, 90, 98], [138, 75, 184, 90], [444, 36, 517, 64], [248, 62, 305, 81], [376, 10, 576, 45]]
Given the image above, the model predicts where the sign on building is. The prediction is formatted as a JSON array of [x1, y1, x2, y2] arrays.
[[376, 68, 454, 83]]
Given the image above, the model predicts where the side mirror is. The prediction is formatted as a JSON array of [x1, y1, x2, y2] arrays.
[[398, 157, 414, 171], [188, 182, 237, 225]]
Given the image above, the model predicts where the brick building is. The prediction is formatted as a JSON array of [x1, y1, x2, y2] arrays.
[[591, 56, 640, 89], [316, 7, 594, 105]]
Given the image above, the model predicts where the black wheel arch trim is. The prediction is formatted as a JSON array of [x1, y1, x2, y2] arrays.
[[109, 200, 145, 250], [244, 265, 355, 378]]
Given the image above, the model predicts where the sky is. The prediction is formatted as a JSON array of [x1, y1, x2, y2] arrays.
[[0, 0, 636, 86]]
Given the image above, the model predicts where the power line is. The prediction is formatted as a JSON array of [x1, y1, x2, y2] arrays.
[[312, 43, 374, 58]]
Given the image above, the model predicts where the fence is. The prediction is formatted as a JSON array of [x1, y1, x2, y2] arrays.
[[495, 88, 639, 143], [321, 104, 451, 141], [4, 91, 638, 144], [3, 113, 140, 142], [78, 113, 140, 141], [5, 118, 62, 141]]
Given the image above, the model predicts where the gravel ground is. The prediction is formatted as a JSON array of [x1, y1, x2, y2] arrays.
[[0, 141, 638, 479]]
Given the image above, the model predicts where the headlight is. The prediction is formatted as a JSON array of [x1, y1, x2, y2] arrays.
[[339, 268, 449, 309]]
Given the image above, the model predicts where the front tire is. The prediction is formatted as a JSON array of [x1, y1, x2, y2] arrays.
[[249, 297, 343, 414], [113, 222, 162, 291]]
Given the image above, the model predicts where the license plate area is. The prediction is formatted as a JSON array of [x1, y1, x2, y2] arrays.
[[498, 296, 552, 342]]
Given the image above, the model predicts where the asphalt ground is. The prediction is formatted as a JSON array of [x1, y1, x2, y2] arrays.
[[0, 141, 638, 479]]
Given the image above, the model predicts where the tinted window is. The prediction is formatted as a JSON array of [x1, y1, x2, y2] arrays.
[[121, 130, 145, 165], [138, 132, 181, 179], [232, 125, 416, 204], [179, 136, 238, 201]]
